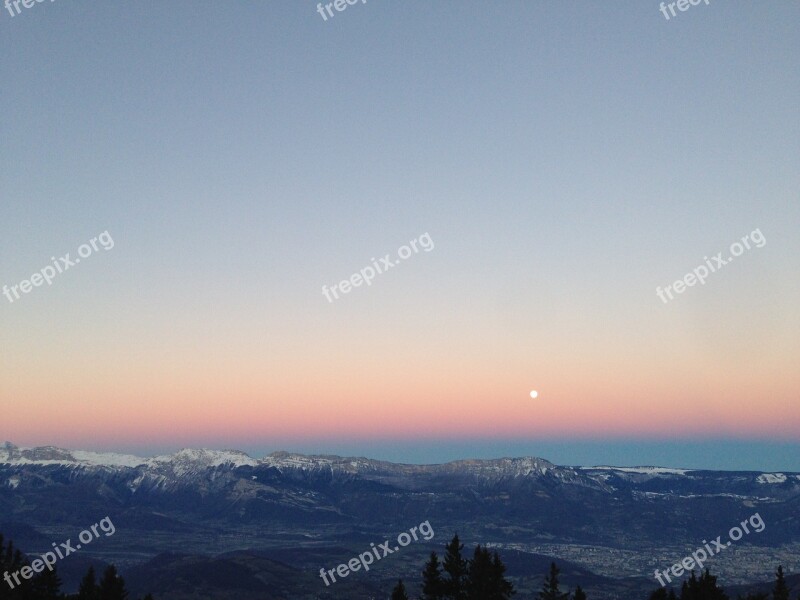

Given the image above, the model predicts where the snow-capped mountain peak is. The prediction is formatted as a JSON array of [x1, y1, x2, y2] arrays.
[[147, 448, 258, 472], [1, 441, 145, 468]]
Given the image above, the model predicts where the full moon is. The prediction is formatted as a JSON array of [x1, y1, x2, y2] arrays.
[[530, 390, 538, 399]]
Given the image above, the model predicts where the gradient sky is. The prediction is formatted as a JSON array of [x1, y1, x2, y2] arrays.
[[1, 1, 798, 470]]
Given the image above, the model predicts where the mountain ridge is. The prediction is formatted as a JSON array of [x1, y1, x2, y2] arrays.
[[6, 440, 797, 476], [2, 441, 798, 595], [4, 442, 799, 491]]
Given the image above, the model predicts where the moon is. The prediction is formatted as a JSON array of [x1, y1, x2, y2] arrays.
[[530, 390, 538, 399]]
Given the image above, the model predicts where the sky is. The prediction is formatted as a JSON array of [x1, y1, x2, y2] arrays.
[[1, 1, 798, 470]]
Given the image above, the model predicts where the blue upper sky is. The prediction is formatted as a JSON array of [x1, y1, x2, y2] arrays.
[[1, 1, 798, 470]]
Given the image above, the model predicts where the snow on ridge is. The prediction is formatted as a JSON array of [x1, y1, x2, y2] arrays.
[[0, 444, 586, 479], [0, 444, 251, 470], [70, 450, 146, 468], [441, 456, 557, 478], [148, 448, 258, 469], [581, 466, 691, 475], [259, 452, 371, 472], [2, 443, 257, 471], [756, 473, 787, 484], [0, 445, 145, 468]]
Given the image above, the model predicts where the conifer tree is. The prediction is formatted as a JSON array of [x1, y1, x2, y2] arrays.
[[31, 565, 61, 600], [680, 569, 728, 600], [681, 571, 697, 600], [465, 546, 515, 600], [490, 551, 514, 600], [465, 545, 494, 600], [652, 588, 680, 600], [391, 579, 409, 600], [4, 540, 13, 565], [421, 552, 445, 600], [573, 585, 587, 600], [0, 533, 148, 600], [98, 566, 128, 600], [442, 535, 468, 600], [78, 566, 99, 600], [1, 543, 32, 600], [773, 566, 789, 600], [680, 572, 694, 600], [538, 563, 568, 600]]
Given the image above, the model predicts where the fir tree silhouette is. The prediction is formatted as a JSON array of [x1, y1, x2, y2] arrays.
[[31, 565, 61, 600], [98, 566, 128, 600], [77, 565, 99, 600], [463, 545, 515, 600], [649, 587, 670, 600], [421, 551, 445, 600], [442, 535, 468, 600], [465, 545, 494, 600], [537, 563, 568, 600], [489, 551, 514, 600], [773, 566, 789, 600], [0, 532, 151, 600], [679, 569, 728, 600], [390, 579, 409, 600]]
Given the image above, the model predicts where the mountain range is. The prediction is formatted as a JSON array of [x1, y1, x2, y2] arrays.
[[1, 442, 798, 599]]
